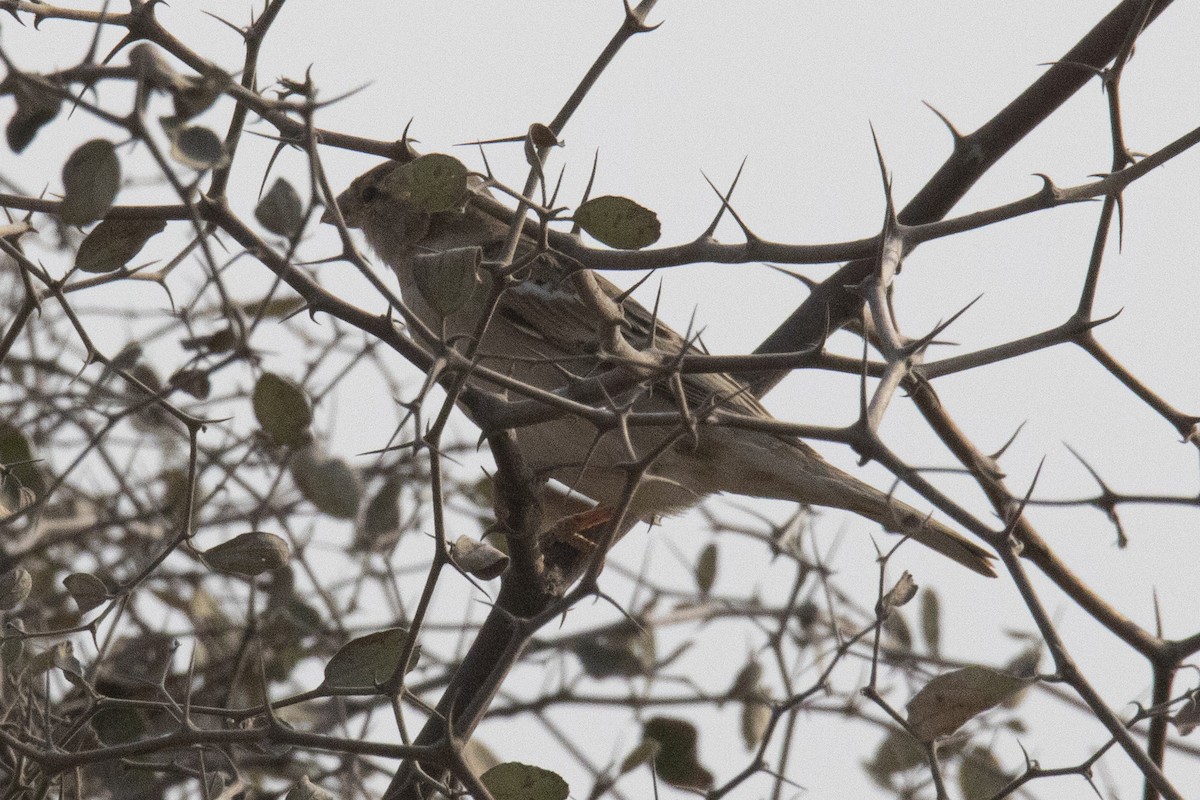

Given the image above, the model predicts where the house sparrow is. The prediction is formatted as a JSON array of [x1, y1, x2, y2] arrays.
[[325, 162, 995, 577]]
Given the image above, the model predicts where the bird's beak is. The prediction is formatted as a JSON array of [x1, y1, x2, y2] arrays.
[[319, 204, 338, 225]]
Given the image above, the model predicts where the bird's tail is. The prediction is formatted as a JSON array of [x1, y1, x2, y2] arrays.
[[707, 433, 997, 577], [829, 481, 997, 577]]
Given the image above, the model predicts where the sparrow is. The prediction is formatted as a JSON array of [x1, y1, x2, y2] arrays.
[[325, 161, 995, 577]]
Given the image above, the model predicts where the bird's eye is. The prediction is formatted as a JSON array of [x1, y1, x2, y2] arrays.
[[360, 185, 380, 203]]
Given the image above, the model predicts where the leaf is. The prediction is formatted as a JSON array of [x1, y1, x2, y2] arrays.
[[573, 629, 655, 679], [382, 153, 469, 213], [450, 535, 509, 580], [728, 659, 763, 699], [695, 542, 717, 595], [958, 746, 1010, 800], [255, 178, 304, 238], [411, 246, 481, 317], [91, 706, 145, 745], [0, 421, 46, 500], [357, 473, 403, 551], [285, 776, 334, 800], [6, 78, 61, 153], [920, 588, 941, 657], [906, 665, 1034, 742], [323, 628, 419, 690], [882, 607, 911, 650], [0, 568, 32, 610], [643, 717, 714, 791], [60, 139, 121, 225], [527, 123, 560, 149], [241, 296, 307, 319], [166, 123, 229, 170], [202, 532, 290, 577], [253, 373, 313, 447], [1000, 645, 1040, 708], [169, 368, 211, 400], [618, 739, 660, 775], [740, 691, 772, 749], [62, 572, 108, 614], [880, 571, 918, 613], [290, 446, 363, 520], [0, 623, 23, 666], [864, 728, 926, 789], [480, 762, 568, 800], [170, 65, 230, 122], [75, 217, 166, 273], [574, 195, 661, 250], [1173, 691, 1200, 736]]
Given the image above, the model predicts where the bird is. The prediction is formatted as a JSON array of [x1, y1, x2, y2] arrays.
[[325, 160, 995, 577]]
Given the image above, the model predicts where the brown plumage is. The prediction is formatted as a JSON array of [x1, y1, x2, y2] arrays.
[[327, 162, 995, 577]]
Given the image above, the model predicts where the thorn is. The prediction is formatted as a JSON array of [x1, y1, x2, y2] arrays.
[[908, 294, 983, 356], [1114, 191, 1125, 252], [699, 170, 757, 242], [921, 100, 963, 145], [990, 421, 1025, 463], [452, 134, 527, 147], [573, 151, 601, 237], [700, 156, 747, 240], [765, 263, 818, 290]]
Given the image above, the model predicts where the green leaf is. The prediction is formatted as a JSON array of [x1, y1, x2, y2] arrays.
[[411, 246, 481, 317], [906, 665, 1034, 742], [695, 542, 717, 595], [170, 65, 230, 122], [618, 739, 660, 776], [740, 692, 772, 749], [381, 153, 469, 213], [241, 295, 307, 319], [0, 421, 46, 500], [573, 629, 655, 679], [643, 717, 713, 791], [574, 195, 661, 250], [253, 372, 313, 447], [5, 79, 61, 153], [75, 217, 165, 273], [256, 178, 304, 238], [323, 628, 419, 690], [357, 473, 403, 551], [1001, 645, 1040, 708], [91, 706, 145, 746], [169, 367, 211, 400], [62, 572, 108, 614], [0, 568, 32, 610], [290, 446, 363, 519], [480, 762, 568, 800], [882, 607, 911, 650], [958, 746, 1010, 800], [166, 123, 229, 170], [728, 659, 763, 699], [202, 531, 290, 577], [920, 588, 941, 657], [60, 139, 121, 225], [864, 728, 926, 789]]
